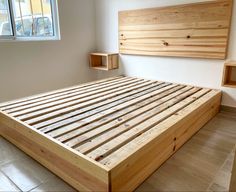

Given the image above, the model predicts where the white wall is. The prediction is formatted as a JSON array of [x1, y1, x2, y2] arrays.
[[95, 0, 236, 108], [0, 0, 97, 102]]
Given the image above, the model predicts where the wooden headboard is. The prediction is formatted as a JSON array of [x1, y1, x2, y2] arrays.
[[119, 0, 233, 59]]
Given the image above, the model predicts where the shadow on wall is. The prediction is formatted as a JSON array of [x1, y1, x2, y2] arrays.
[[222, 91, 236, 108]]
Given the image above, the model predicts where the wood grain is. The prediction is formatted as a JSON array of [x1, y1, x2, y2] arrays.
[[119, 0, 232, 59]]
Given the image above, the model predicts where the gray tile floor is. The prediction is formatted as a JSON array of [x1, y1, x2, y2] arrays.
[[0, 138, 75, 192], [0, 110, 235, 192]]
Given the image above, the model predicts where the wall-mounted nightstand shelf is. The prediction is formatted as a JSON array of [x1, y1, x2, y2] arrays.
[[89, 53, 119, 71], [222, 61, 236, 88]]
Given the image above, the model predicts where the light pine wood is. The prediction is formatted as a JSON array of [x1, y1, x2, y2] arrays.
[[0, 76, 222, 192], [119, 0, 232, 59], [230, 148, 236, 192], [90, 53, 119, 71], [222, 61, 236, 88]]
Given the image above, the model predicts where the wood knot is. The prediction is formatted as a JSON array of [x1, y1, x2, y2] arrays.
[[163, 42, 169, 46], [187, 35, 191, 39], [40, 149, 45, 153], [95, 155, 104, 161]]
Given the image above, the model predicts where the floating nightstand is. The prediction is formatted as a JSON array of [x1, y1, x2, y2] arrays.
[[222, 61, 236, 88], [89, 53, 119, 71]]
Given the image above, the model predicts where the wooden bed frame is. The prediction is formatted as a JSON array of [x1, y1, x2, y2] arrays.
[[0, 76, 221, 192]]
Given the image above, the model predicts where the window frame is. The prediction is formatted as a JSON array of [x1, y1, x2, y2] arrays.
[[0, 0, 60, 41]]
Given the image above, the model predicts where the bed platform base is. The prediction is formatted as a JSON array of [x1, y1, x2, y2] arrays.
[[0, 76, 221, 192]]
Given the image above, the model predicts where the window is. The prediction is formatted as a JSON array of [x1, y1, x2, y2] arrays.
[[0, 0, 60, 41]]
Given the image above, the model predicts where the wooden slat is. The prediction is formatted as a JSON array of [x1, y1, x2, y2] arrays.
[[119, 49, 226, 59], [58, 85, 188, 146], [43, 83, 174, 137], [72, 86, 192, 152], [120, 38, 227, 46], [87, 88, 209, 161], [16, 78, 144, 121], [120, 43, 226, 53], [119, 21, 229, 31], [0, 76, 123, 110], [119, 0, 232, 59], [120, 29, 228, 39], [32, 80, 163, 129], [4, 77, 133, 114]]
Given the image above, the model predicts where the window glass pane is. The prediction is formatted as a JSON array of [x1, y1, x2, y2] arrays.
[[12, 0, 54, 37], [0, 0, 13, 36]]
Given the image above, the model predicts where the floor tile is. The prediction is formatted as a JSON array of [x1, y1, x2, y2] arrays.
[[0, 137, 28, 166], [0, 171, 20, 192], [213, 170, 231, 190], [208, 182, 227, 192], [30, 177, 76, 192], [1, 159, 55, 191]]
